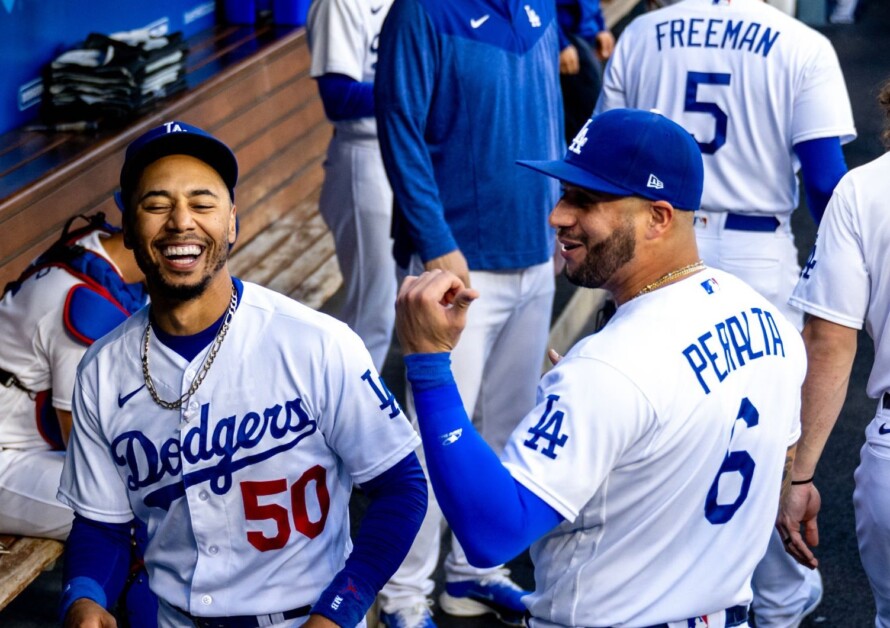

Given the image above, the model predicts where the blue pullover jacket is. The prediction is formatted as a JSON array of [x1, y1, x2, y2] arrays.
[[375, 0, 563, 271]]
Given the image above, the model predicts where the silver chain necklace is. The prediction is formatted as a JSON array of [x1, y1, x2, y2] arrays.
[[141, 284, 238, 410]]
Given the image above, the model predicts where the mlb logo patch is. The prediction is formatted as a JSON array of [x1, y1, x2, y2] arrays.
[[687, 617, 709, 627], [701, 277, 719, 294]]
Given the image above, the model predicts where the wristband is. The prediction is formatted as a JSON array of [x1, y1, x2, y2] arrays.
[[791, 476, 815, 485]]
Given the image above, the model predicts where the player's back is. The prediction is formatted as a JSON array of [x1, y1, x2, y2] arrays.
[[596, 0, 854, 214], [520, 268, 806, 626]]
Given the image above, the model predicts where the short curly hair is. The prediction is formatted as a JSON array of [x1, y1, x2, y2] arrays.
[[880, 80, 890, 148]]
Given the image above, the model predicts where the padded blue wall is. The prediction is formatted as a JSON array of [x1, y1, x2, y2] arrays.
[[0, 0, 217, 135]]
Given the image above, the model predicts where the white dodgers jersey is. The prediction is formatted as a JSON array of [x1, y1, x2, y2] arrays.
[[596, 0, 856, 215], [790, 152, 890, 399], [58, 282, 420, 619], [501, 269, 806, 627], [0, 231, 121, 450], [307, 0, 393, 139]]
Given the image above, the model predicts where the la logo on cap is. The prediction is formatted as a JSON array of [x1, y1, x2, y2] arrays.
[[647, 174, 664, 190], [163, 121, 185, 134], [569, 120, 592, 155]]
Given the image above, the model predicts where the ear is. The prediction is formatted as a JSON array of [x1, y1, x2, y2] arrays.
[[228, 204, 238, 245], [647, 200, 675, 235]]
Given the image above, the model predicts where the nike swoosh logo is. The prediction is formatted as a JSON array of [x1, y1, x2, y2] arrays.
[[470, 14, 490, 29], [118, 385, 145, 408], [371, 5, 383, 14], [880, 423, 890, 435]]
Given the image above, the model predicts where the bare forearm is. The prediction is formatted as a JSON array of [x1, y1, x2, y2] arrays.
[[795, 317, 857, 477]]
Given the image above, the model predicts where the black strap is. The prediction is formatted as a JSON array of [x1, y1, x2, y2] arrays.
[[0, 366, 35, 395], [172, 604, 312, 628]]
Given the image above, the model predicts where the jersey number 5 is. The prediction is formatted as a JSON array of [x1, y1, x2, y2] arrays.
[[685, 71, 731, 155], [241, 466, 330, 551], [705, 397, 758, 524]]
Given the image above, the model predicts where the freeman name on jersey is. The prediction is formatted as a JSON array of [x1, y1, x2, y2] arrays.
[[654, 18, 780, 57], [683, 307, 786, 395]]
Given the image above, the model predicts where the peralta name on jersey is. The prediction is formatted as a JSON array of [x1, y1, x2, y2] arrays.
[[682, 307, 785, 395], [654, 19, 780, 57]]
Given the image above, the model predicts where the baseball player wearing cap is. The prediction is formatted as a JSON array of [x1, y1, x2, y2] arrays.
[[595, 1, 854, 622], [306, 0, 396, 371], [57, 121, 427, 628], [780, 83, 890, 628], [394, 109, 806, 628], [374, 1, 562, 626]]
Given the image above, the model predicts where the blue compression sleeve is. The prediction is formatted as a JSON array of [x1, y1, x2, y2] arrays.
[[406, 353, 564, 567], [316, 73, 375, 121], [794, 136, 847, 224], [312, 452, 427, 626], [61, 514, 132, 619]]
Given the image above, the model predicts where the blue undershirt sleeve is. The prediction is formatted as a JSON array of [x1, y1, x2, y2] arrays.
[[793, 136, 848, 224], [558, 25, 570, 51], [60, 514, 132, 619], [375, 0, 460, 263], [577, 0, 605, 39], [406, 353, 564, 567], [311, 452, 427, 626], [316, 73, 375, 121]]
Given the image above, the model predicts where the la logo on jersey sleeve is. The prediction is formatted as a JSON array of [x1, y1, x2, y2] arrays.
[[361, 369, 401, 418], [801, 242, 818, 279], [523, 394, 569, 459]]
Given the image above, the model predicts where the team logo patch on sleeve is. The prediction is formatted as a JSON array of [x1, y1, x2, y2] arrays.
[[801, 243, 817, 279], [361, 369, 401, 418], [523, 394, 569, 459]]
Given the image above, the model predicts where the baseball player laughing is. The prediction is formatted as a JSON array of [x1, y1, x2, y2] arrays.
[[394, 109, 807, 628], [57, 121, 427, 628]]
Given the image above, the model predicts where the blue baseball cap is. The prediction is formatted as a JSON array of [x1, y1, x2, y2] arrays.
[[518, 109, 703, 211], [119, 121, 238, 211]]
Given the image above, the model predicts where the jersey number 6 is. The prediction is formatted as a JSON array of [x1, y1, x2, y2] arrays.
[[705, 397, 758, 524], [241, 465, 331, 551], [685, 71, 731, 155]]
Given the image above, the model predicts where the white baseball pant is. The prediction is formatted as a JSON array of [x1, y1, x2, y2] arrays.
[[0, 448, 72, 540], [854, 401, 890, 628], [318, 132, 397, 371], [379, 260, 554, 612]]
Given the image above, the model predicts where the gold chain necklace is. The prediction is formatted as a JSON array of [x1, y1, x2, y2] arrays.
[[632, 260, 705, 300], [141, 284, 238, 410]]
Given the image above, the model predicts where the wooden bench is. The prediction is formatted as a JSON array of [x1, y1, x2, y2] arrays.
[[0, 535, 64, 613]]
